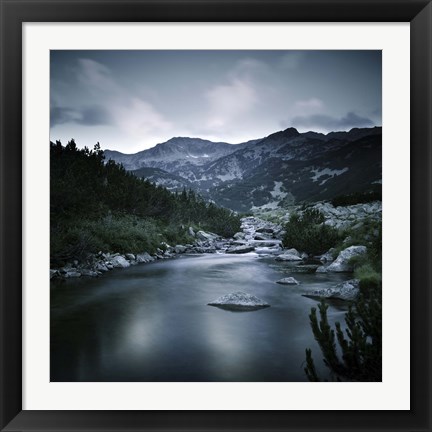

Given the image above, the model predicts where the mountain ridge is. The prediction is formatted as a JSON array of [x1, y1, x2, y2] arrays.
[[104, 126, 382, 211]]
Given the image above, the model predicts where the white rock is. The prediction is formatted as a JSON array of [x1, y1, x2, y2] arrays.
[[276, 277, 299, 285], [254, 233, 270, 240], [65, 271, 81, 278], [319, 249, 335, 263], [326, 246, 367, 272], [233, 232, 246, 240], [95, 263, 109, 272], [283, 248, 301, 257], [226, 245, 255, 254], [109, 255, 130, 268], [208, 291, 270, 311], [136, 252, 154, 263], [79, 269, 98, 277], [196, 230, 219, 242], [275, 253, 302, 261], [303, 279, 360, 301]]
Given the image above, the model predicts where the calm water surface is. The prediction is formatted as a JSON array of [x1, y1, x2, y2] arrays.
[[51, 253, 350, 382]]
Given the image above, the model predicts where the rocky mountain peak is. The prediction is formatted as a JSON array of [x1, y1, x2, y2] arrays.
[[265, 127, 300, 141], [283, 127, 300, 137]]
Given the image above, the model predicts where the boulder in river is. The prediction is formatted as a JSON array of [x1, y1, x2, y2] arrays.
[[208, 291, 270, 311], [174, 245, 187, 254], [95, 262, 109, 272], [254, 233, 271, 240], [319, 249, 335, 263], [303, 279, 360, 301], [276, 277, 299, 285], [275, 253, 302, 261], [233, 232, 246, 240], [110, 255, 130, 268], [64, 271, 81, 278], [79, 269, 99, 277], [284, 248, 301, 257], [250, 240, 281, 248], [226, 245, 255, 254], [188, 227, 195, 237], [196, 230, 219, 242], [326, 245, 367, 272], [136, 252, 155, 263]]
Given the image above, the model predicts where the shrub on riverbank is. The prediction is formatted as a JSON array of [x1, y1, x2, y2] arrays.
[[331, 218, 381, 257], [304, 211, 382, 381], [341, 219, 382, 290], [354, 263, 381, 293], [282, 208, 341, 255]]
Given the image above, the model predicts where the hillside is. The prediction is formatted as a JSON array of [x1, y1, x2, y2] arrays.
[[50, 140, 240, 265]]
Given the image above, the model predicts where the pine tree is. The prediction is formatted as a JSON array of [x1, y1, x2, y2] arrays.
[[304, 287, 382, 382]]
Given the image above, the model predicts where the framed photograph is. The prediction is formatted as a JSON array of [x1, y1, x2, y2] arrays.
[[1, 0, 431, 431]]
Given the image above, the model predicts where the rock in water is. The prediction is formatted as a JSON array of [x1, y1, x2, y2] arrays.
[[254, 233, 270, 240], [174, 245, 187, 254], [109, 255, 130, 268], [326, 245, 367, 272], [208, 292, 270, 311], [136, 252, 155, 263], [276, 277, 299, 285], [302, 279, 360, 301], [275, 253, 302, 261], [319, 248, 335, 263], [284, 248, 301, 257], [226, 245, 255, 254], [233, 232, 246, 240], [64, 271, 81, 278], [79, 269, 99, 277]]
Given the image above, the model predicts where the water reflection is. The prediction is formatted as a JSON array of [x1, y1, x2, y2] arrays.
[[51, 254, 349, 381]]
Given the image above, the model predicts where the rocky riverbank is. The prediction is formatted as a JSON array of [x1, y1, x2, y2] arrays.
[[51, 200, 380, 303], [50, 215, 285, 280]]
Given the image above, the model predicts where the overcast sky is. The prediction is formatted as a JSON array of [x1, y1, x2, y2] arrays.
[[50, 50, 381, 153]]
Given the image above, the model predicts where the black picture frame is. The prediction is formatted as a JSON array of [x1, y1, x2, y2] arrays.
[[1, 1, 431, 431]]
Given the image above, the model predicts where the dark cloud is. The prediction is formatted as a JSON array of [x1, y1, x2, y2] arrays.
[[50, 50, 382, 150], [50, 105, 111, 127], [50, 107, 77, 127], [77, 106, 112, 126], [291, 111, 374, 131]]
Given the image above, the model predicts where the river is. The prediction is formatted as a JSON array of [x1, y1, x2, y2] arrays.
[[51, 252, 351, 382]]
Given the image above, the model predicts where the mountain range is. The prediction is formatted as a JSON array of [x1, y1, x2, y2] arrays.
[[104, 126, 382, 212]]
